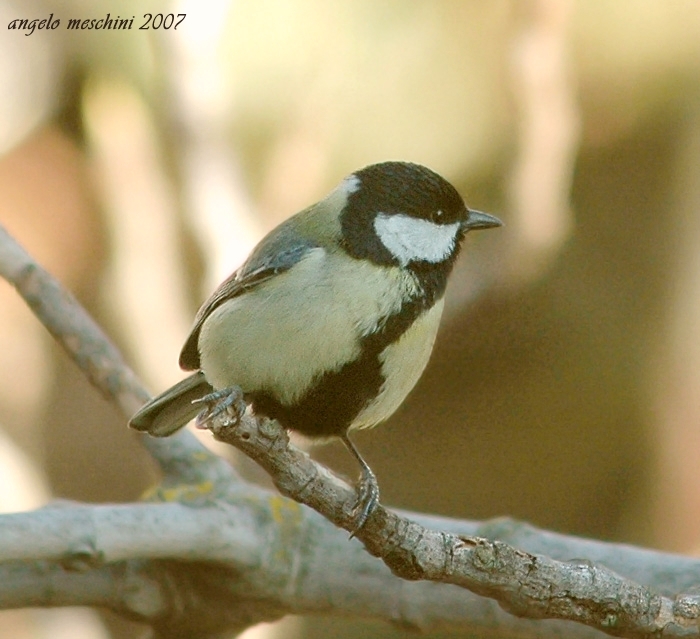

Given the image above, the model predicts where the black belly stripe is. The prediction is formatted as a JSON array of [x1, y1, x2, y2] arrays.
[[252, 346, 383, 437], [251, 263, 449, 438]]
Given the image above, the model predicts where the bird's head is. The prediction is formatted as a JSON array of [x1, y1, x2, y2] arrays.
[[338, 161, 501, 268]]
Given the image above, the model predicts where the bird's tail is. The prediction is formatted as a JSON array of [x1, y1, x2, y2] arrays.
[[129, 371, 213, 437]]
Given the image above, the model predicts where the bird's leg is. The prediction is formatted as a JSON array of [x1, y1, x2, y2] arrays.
[[192, 385, 246, 429], [340, 433, 379, 536]]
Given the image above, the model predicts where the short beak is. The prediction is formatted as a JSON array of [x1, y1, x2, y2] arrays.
[[462, 209, 503, 231]]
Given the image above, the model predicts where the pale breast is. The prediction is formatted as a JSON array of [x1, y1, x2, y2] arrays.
[[197, 248, 419, 405], [351, 297, 444, 429]]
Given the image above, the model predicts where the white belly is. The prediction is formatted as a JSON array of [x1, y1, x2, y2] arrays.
[[197, 248, 422, 407]]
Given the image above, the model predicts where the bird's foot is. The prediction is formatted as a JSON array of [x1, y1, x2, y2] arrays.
[[192, 386, 246, 430], [350, 465, 380, 538]]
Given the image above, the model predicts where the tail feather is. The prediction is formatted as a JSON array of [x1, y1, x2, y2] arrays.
[[129, 371, 213, 437]]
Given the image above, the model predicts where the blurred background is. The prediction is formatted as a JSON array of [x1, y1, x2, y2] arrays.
[[1, 0, 700, 637]]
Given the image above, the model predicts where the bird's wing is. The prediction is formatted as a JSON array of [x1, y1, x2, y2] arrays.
[[178, 240, 317, 370]]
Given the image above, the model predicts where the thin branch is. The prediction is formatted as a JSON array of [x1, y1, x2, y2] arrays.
[[0, 223, 231, 486]]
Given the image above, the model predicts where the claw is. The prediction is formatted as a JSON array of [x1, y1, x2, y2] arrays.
[[352, 464, 379, 536], [341, 434, 380, 537], [192, 386, 246, 430]]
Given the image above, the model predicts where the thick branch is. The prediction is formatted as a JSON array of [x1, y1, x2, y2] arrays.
[[206, 413, 700, 638], [2, 497, 700, 638]]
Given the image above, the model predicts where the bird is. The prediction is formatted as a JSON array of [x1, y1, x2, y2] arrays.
[[129, 161, 501, 532]]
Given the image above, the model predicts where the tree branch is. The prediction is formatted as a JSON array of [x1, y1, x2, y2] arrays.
[[2, 220, 700, 638], [2, 495, 700, 638], [204, 412, 700, 637], [0, 223, 231, 486]]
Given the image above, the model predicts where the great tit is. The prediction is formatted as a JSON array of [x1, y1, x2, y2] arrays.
[[129, 161, 501, 531]]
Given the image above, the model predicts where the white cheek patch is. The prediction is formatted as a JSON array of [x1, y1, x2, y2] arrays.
[[373, 213, 461, 265]]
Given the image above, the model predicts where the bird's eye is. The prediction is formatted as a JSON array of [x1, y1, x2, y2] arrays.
[[432, 210, 444, 222]]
